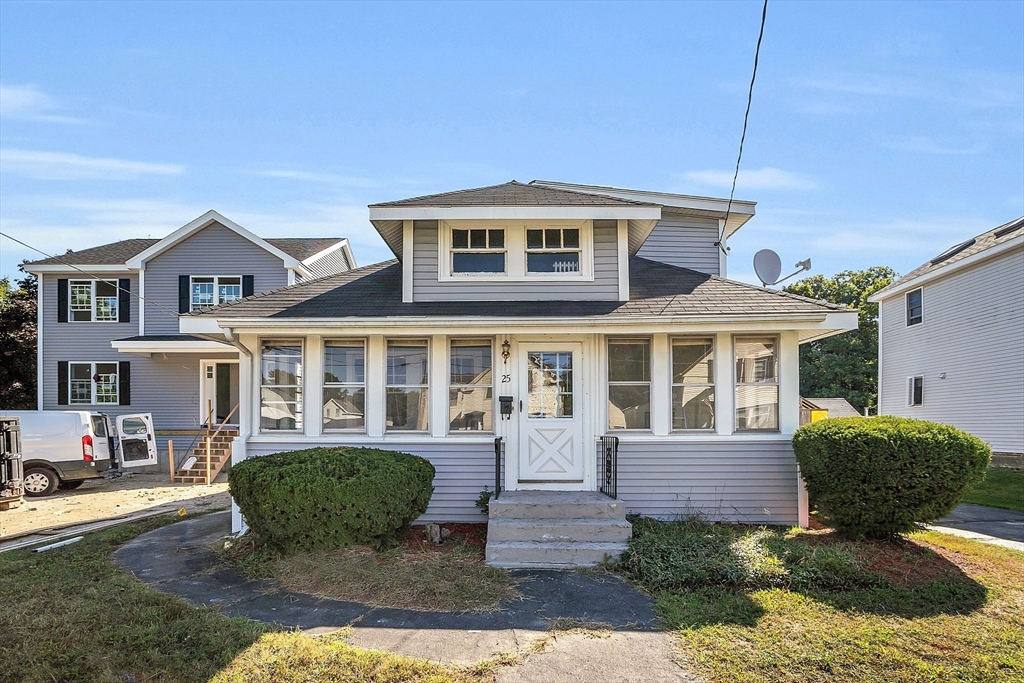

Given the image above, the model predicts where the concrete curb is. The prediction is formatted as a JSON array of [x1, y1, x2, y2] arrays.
[[926, 525, 1024, 552]]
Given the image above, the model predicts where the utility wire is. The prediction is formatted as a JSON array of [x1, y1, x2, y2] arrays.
[[0, 231, 183, 322], [719, 0, 769, 255]]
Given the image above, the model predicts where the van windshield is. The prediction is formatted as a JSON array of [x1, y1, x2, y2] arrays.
[[91, 416, 108, 438]]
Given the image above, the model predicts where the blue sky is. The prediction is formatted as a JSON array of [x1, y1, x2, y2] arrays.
[[1, 1, 1021, 285]]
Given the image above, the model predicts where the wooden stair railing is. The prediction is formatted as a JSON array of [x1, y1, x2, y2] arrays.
[[172, 401, 239, 485]]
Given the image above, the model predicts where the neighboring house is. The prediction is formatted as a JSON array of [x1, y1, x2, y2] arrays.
[[180, 180, 858, 554], [23, 210, 355, 470], [869, 216, 1024, 457], [805, 398, 860, 419]]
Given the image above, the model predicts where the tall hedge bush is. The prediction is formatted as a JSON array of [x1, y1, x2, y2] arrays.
[[793, 417, 989, 539], [229, 447, 435, 553]]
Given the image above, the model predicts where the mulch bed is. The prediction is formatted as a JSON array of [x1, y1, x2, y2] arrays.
[[396, 523, 488, 554]]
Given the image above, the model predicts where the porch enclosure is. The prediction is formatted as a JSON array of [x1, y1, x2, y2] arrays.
[[229, 328, 807, 528]]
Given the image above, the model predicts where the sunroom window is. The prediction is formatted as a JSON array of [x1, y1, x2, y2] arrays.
[[672, 338, 715, 430], [526, 227, 581, 273], [386, 340, 429, 431], [451, 228, 505, 273], [449, 340, 493, 432], [260, 341, 302, 431], [607, 338, 651, 430], [735, 337, 778, 431], [323, 340, 365, 431]]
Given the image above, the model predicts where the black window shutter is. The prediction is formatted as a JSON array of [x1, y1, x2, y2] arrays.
[[57, 361, 69, 405], [118, 278, 131, 323], [57, 279, 69, 323], [118, 361, 131, 405], [242, 275, 254, 298], [178, 275, 190, 314]]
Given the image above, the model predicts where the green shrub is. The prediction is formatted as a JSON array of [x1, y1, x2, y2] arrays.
[[620, 516, 882, 592], [793, 416, 990, 539], [229, 447, 435, 554]]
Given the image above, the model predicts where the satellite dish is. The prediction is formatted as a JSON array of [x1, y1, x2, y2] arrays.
[[753, 249, 782, 286]]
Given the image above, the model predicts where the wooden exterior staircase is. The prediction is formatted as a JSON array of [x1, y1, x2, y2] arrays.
[[170, 401, 238, 484]]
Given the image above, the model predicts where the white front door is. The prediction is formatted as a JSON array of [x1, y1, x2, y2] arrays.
[[200, 360, 240, 425], [518, 343, 585, 485]]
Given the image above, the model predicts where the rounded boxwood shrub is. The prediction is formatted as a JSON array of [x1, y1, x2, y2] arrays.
[[229, 447, 435, 553], [793, 417, 989, 539]]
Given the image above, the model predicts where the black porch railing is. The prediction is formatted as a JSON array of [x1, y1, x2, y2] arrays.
[[599, 435, 619, 499], [493, 437, 504, 499]]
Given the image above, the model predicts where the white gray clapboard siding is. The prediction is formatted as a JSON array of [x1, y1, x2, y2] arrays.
[[300, 245, 351, 281], [614, 439, 799, 524], [411, 220, 620, 301], [878, 246, 1024, 454], [636, 214, 721, 275], [144, 222, 289, 334]]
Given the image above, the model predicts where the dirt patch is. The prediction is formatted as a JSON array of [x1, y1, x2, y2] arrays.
[[397, 522, 489, 552], [0, 472, 230, 539]]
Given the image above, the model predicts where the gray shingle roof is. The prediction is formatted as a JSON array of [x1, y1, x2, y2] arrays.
[[880, 216, 1024, 293], [114, 335, 215, 342], [190, 257, 847, 320], [26, 236, 346, 267], [369, 180, 657, 208]]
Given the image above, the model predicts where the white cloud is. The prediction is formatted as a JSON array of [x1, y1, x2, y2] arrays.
[[250, 169, 378, 188], [0, 149, 184, 180], [681, 167, 818, 191], [0, 83, 83, 123]]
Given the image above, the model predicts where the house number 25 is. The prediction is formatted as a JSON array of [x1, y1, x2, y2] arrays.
[[501, 374, 511, 384]]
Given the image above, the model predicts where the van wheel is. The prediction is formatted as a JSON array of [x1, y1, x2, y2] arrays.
[[24, 468, 59, 497], [58, 480, 85, 491]]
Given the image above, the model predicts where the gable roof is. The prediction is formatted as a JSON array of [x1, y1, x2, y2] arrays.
[[869, 216, 1024, 301], [369, 180, 656, 208], [184, 257, 848, 324], [24, 238, 159, 267], [265, 238, 348, 261]]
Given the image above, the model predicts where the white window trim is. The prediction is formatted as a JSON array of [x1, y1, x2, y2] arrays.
[[190, 275, 243, 312], [68, 279, 119, 323], [438, 220, 594, 282], [322, 339, 367, 433], [734, 335, 780, 433], [906, 287, 923, 327], [449, 228, 508, 276], [258, 339, 304, 433], [670, 336, 716, 433], [907, 376, 924, 406], [606, 337, 652, 432], [385, 338, 431, 433], [447, 337, 496, 435], [69, 361, 119, 405]]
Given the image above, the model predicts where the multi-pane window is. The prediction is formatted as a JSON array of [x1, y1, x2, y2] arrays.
[[386, 340, 429, 431], [191, 276, 242, 311], [451, 228, 506, 274], [449, 340, 493, 432], [906, 288, 923, 326], [526, 227, 581, 273], [323, 341, 365, 431], [735, 337, 778, 431], [607, 339, 651, 430], [69, 362, 118, 404], [672, 338, 715, 430], [69, 280, 118, 322], [907, 376, 924, 406], [260, 341, 302, 431], [527, 351, 574, 418]]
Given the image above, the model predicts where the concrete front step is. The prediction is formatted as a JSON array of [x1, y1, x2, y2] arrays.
[[487, 517, 632, 544], [485, 541, 630, 569], [488, 490, 627, 520]]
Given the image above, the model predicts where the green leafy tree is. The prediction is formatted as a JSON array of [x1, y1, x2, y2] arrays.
[[0, 271, 38, 409], [783, 267, 896, 413]]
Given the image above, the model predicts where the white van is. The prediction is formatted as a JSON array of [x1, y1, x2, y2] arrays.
[[0, 411, 158, 496]]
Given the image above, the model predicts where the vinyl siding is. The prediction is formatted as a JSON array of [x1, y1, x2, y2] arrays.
[[636, 214, 720, 275], [614, 439, 799, 524], [412, 220, 620, 301], [246, 440, 495, 522], [300, 245, 351, 281], [143, 222, 288, 334], [878, 246, 1024, 454]]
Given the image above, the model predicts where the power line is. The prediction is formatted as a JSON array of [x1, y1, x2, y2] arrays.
[[719, 0, 769, 255], [0, 231, 183, 322]]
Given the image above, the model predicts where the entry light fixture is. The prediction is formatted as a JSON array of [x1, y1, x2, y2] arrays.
[[501, 339, 511, 361]]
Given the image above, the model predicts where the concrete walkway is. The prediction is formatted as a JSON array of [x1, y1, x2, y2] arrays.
[[932, 503, 1024, 551], [114, 512, 698, 681]]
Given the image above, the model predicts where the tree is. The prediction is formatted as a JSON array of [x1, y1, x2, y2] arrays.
[[783, 267, 896, 413], [0, 271, 38, 409]]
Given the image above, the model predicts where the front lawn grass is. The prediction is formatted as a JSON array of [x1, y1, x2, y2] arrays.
[[0, 515, 487, 683], [962, 467, 1024, 511], [620, 517, 1024, 683]]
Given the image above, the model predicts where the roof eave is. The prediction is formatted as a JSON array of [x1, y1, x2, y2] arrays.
[[23, 264, 134, 274]]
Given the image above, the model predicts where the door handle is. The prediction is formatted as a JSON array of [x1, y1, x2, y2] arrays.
[[519, 400, 523, 412]]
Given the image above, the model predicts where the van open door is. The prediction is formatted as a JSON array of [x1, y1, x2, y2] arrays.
[[115, 414, 158, 468]]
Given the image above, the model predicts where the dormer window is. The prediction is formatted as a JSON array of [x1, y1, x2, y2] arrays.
[[451, 228, 505, 273], [527, 228, 581, 273]]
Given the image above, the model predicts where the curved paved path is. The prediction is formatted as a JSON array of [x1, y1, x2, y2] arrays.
[[114, 512, 699, 681]]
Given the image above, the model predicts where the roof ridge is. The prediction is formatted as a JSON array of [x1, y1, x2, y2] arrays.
[[369, 180, 653, 207]]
